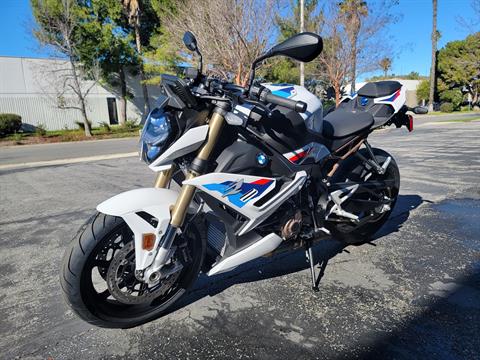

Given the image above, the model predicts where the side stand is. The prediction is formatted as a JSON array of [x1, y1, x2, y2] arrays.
[[305, 243, 319, 292]]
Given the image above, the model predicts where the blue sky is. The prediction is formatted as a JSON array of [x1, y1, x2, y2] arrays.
[[1, 0, 478, 81]]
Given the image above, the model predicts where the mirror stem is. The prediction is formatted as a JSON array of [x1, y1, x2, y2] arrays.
[[197, 50, 203, 75]]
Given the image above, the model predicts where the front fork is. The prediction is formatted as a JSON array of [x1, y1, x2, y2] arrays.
[[144, 109, 225, 282]]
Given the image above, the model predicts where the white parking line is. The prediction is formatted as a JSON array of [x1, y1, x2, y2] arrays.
[[0, 152, 138, 171]]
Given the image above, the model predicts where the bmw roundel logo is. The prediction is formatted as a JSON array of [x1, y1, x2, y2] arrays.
[[256, 153, 268, 166]]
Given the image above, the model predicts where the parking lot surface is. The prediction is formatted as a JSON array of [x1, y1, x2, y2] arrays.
[[1, 120, 479, 359]]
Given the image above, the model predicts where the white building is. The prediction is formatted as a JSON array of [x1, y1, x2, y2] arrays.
[[0, 56, 161, 130]]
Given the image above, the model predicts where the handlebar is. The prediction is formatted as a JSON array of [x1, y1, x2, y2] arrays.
[[261, 91, 307, 113], [191, 78, 308, 114], [250, 85, 307, 113]]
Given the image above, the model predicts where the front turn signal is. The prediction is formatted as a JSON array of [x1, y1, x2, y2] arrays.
[[142, 233, 156, 251]]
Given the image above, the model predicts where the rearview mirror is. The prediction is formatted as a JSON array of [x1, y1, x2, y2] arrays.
[[412, 106, 428, 114], [247, 32, 323, 90], [182, 31, 203, 76], [268, 32, 323, 63], [183, 31, 198, 52]]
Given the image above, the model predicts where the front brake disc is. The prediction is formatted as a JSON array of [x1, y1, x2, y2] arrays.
[[106, 242, 181, 305]]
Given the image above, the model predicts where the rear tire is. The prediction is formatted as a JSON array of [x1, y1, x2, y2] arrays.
[[326, 148, 400, 244], [60, 213, 205, 328]]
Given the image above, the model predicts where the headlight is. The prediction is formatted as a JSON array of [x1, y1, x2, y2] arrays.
[[140, 108, 175, 164]]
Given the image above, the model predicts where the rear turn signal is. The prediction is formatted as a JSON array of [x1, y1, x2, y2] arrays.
[[142, 233, 156, 251], [407, 114, 414, 132]]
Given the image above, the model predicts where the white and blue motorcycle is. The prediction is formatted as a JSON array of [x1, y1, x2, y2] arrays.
[[61, 32, 427, 328]]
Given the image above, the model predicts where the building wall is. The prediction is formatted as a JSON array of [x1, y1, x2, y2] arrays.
[[0, 56, 160, 130]]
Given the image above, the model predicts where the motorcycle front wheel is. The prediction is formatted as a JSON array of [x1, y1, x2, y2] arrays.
[[60, 213, 205, 328]]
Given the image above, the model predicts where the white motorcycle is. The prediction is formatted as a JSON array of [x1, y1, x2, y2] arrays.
[[61, 31, 427, 328]]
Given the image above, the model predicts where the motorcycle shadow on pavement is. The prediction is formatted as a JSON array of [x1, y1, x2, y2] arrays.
[[170, 194, 425, 313]]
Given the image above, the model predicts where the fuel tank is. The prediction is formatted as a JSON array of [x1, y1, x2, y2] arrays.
[[264, 83, 323, 133], [215, 84, 329, 178]]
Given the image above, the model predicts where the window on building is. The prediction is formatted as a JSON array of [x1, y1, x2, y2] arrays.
[[107, 98, 118, 125]]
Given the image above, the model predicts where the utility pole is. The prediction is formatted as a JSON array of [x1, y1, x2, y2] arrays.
[[428, 0, 438, 113], [300, 0, 305, 87]]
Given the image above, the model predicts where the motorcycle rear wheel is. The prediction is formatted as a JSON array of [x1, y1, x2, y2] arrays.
[[60, 212, 205, 328], [326, 147, 400, 244]]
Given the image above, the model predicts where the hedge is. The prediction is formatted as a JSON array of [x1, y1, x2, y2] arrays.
[[439, 102, 454, 113], [0, 113, 22, 136]]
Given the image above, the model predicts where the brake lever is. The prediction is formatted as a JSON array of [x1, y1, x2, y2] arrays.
[[241, 98, 272, 118]]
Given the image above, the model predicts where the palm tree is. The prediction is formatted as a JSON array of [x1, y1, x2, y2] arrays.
[[122, 0, 151, 115], [339, 0, 368, 94], [379, 57, 392, 78], [428, 0, 438, 112]]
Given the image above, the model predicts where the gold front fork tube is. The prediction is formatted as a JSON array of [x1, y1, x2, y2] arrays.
[[169, 111, 225, 228], [154, 164, 177, 189]]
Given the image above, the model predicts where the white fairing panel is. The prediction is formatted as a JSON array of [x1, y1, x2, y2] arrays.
[[373, 85, 406, 113], [208, 233, 283, 276], [149, 125, 209, 171], [97, 188, 179, 270], [183, 171, 307, 236]]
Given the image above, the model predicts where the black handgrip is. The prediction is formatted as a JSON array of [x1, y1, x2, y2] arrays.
[[261, 91, 307, 113]]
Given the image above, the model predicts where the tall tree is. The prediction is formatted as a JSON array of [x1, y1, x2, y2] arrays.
[[31, 0, 95, 136], [121, 0, 157, 115], [339, 0, 368, 94], [315, 1, 351, 106], [78, 0, 139, 125], [457, 0, 480, 31], [437, 32, 480, 107], [379, 57, 392, 78], [158, 0, 277, 86], [263, 0, 322, 84], [428, 0, 438, 112]]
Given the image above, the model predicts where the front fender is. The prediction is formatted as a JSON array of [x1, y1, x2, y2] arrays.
[[97, 188, 178, 270]]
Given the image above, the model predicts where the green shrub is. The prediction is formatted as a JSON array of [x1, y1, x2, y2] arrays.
[[35, 123, 47, 136], [124, 119, 138, 130], [0, 113, 22, 136], [440, 102, 454, 113], [439, 89, 463, 110], [12, 132, 23, 144], [100, 121, 111, 132]]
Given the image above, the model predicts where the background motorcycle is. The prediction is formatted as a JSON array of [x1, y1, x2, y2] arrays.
[[61, 31, 427, 328]]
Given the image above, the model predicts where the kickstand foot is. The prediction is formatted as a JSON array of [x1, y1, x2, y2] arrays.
[[306, 246, 319, 292]]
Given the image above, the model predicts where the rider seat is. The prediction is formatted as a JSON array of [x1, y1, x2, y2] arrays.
[[322, 109, 374, 139]]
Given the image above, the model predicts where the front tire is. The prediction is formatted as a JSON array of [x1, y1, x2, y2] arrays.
[[60, 213, 205, 328]]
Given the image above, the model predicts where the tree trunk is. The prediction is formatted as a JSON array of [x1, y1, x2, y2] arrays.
[[334, 81, 341, 106], [134, 19, 150, 117], [80, 100, 92, 137], [119, 67, 127, 126], [350, 40, 357, 95], [69, 57, 92, 137], [428, 0, 438, 112]]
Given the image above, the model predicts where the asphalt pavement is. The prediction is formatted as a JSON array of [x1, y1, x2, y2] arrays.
[[0, 112, 478, 169], [0, 119, 479, 359]]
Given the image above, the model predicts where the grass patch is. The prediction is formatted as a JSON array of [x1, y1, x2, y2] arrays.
[[439, 117, 480, 123], [0, 124, 141, 146], [428, 110, 480, 116]]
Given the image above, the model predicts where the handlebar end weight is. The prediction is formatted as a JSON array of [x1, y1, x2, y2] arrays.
[[295, 101, 307, 113]]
